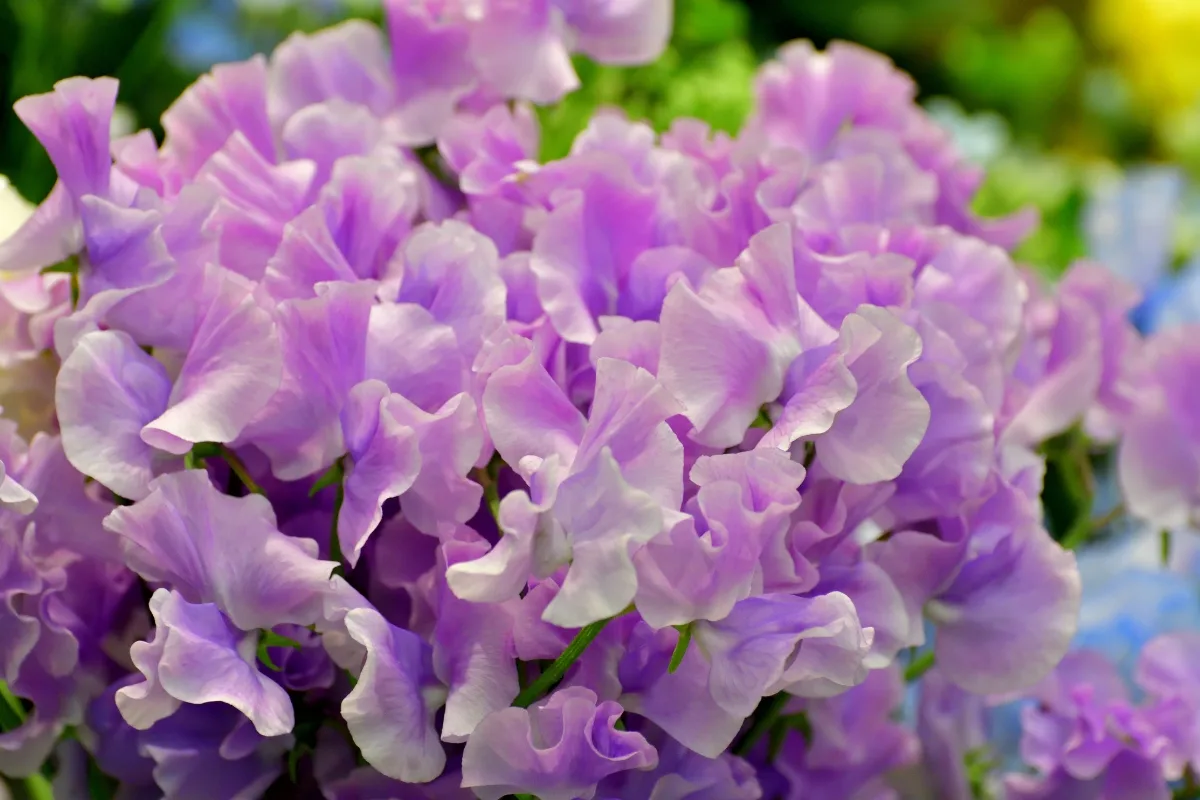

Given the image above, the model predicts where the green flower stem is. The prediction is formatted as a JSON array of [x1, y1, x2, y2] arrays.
[[905, 650, 936, 682], [220, 446, 265, 496], [472, 455, 504, 524], [513, 611, 628, 708], [329, 480, 345, 573], [1062, 504, 1124, 550], [732, 691, 790, 756], [0, 683, 54, 799], [667, 624, 692, 674], [0, 681, 25, 731], [23, 772, 55, 800]]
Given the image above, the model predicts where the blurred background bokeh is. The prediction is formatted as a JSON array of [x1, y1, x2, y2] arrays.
[[4, 0, 1200, 276]]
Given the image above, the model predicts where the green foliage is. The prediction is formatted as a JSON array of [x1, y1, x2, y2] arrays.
[[972, 149, 1089, 276], [537, 0, 757, 160], [1, 0, 198, 201], [942, 8, 1083, 141], [964, 746, 998, 800]]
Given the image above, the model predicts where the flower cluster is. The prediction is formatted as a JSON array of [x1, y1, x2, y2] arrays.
[[917, 630, 1200, 800], [0, 1, 1192, 797]]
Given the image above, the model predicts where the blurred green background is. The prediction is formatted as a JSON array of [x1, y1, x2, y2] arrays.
[[5, 0, 1200, 275]]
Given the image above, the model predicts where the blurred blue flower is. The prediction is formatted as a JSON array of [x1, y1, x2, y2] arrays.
[[167, 0, 382, 71], [1073, 530, 1200, 685], [1084, 165, 1200, 333], [169, 0, 255, 71], [924, 97, 1011, 166]]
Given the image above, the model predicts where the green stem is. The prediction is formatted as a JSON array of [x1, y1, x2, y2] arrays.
[[183, 441, 221, 471], [23, 772, 55, 800], [472, 458, 502, 524], [0, 682, 25, 729], [1161, 528, 1173, 566], [1175, 767, 1200, 800], [667, 624, 692, 674], [483, 478, 500, 523], [1062, 504, 1124, 550], [513, 615, 618, 708], [220, 446, 265, 496], [413, 145, 457, 188], [329, 482, 345, 573], [0, 684, 51, 799], [905, 650, 936, 682], [309, 459, 344, 498], [732, 691, 790, 756]]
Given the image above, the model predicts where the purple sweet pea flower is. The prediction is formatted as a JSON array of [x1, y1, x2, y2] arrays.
[[117, 589, 294, 737], [447, 355, 680, 627], [596, 731, 762, 800], [432, 538, 519, 743], [268, 20, 399, 130], [914, 667, 997, 800], [0, 77, 119, 275], [0, 506, 135, 776], [617, 623, 745, 758], [261, 152, 421, 300], [340, 606, 447, 783], [1005, 262, 1141, 447], [767, 665, 920, 800], [263, 623, 336, 693], [438, 103, 540, 197], [634, 448, 806, 628], [89, 678, 292, 800], [55, 330, 175, 501], [461, 685, 658, 800], [1002, 650, 1174, 800], [1117, 324, 1200, 528], [56, 262, 282, 498], [1, 6, 1184, 797], [659, 223, 929, 483], [243, 279, 375, 480], [693, 591, 873, 718], [336, 380, 421, 564], [103, 470, 336, 631], [927, 482, 1081, 695], [1135, 632, 1200, 779], [749, 40, 1036, 250], [157, 56, 276, 185]]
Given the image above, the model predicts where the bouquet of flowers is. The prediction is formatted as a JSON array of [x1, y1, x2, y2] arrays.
[[1, 2, 1197, 798]]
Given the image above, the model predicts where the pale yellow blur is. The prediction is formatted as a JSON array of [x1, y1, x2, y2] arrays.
[[1092, 0, 1200, 118], [0, 175, 33, 246]]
